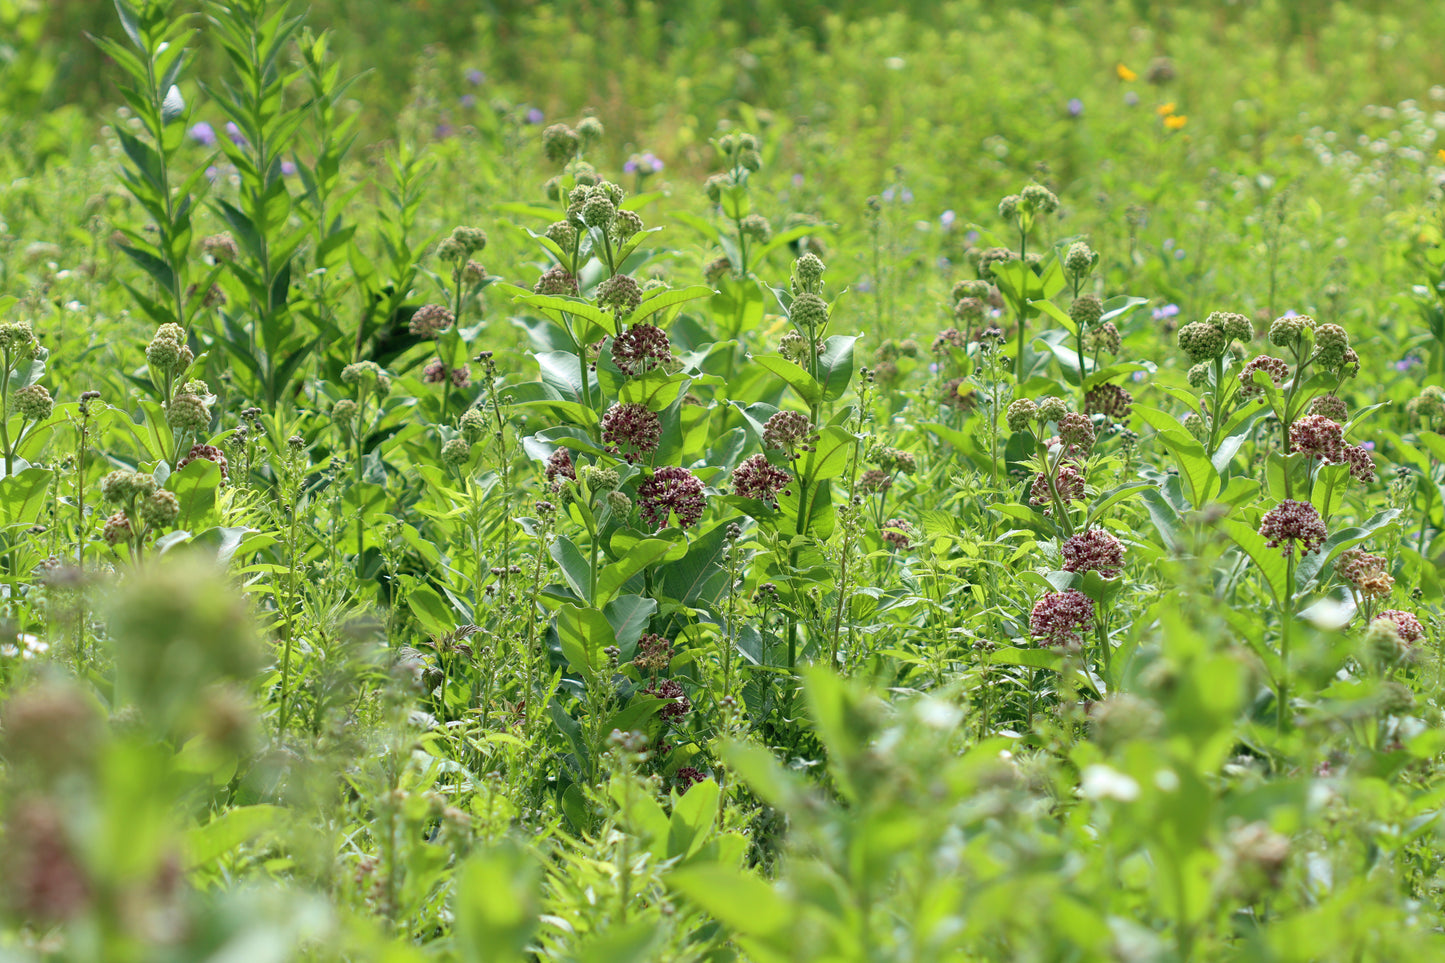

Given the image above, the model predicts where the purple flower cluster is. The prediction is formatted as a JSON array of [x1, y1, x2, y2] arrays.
[[1257, 499, 1328, 556], [601, 403, 662, 463], [611, 323, 673, 376], [409, 304, 455, 338], [1374, 610, 1425, 645], [1030, 589, 1096, 647], [731, 454, 790, 505], [1061, 529, 1125, 578], [638, 466, 705, 530]]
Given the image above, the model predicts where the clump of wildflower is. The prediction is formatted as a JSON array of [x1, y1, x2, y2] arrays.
[[941, 377, 973, 411], [1061, 528, 1125, 578], [639, 466, 706, 530], [576, 464, 619, 495], [1084, 322, 1121, 354], [645, 677, 691, 722], [1335, 547, 1393, 599], [1289, 414, 1346, 463], [423, 359, 472, 387], [545, 448, 576, 485], [341, 361, 391, 395], [1344, 444, 1376, 483], [1070, 294, 1104, 329], [1030, 589, 1095, 647], [1268, 314, 1312, 348], [1258, 499, 1327, 556], [145, 323, 193, 377], [632, 633, 674, 674], [597, 274, 642, 318], [1205, 312, 1250, 344], [459, 407, 486, 445], [409, 304, 455, 338], [732, 454, 790, 505], [612, 323, 672, 376], [13, 384, 52, 421], [542, 124, 580, 164], [166, 390, 211, 435], [740, 213, 771, 242], [1363, 619, 1411, 666], [103, 512, 133, 547], [600, 402, 661, 463], [1237, 356, 1289, 399], [1309, 395, 1348, 421], [1312, 323, 1350, 371], [140, 490, 180, 528], [1030, 464, 1086, 508], [763, 410, 814, 456], [1036, 396, 1069, 425], [1407, 386, 1445, 429], [858, 468, 892, 493], [441, 438, 471, 466], [784, 252, 824, 296], [954, 297, 986, 326], [0, 321, 38, 360], [1374, 609, 1425, 645], [1006, 399, 1038, 432], [1177, 320, 1226, 363], [976, 247, 1018, 281], [202, 232, 239, 261], [1085, 383, 1133, 420], [675, 767, 708, 793], [932, 328, 967, 354], [1020, 184, 1060, 216], [870, 446, 916, 475], [1057, 412, 1096, 455], [177, 443, 230, 481], [534, 265, 580, 296], [1064, 242, 1098, 279], [882, 518, 913, 550], [100, 469, 158, 505], [789, 292, 829, 335]]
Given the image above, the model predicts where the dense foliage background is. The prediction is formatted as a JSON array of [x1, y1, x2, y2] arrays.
[[3, 0, 1445, 960]]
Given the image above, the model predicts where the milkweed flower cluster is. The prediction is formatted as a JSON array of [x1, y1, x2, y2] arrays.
[[1257, 500, 1328, 556], [731, 454, 790, 505], [1030, 589, 1096, 647], [1061, 529, 1125, 578], [638, 466, 706, 530], [601, 403, 661, 463], [1335, 547, 1393, 599]]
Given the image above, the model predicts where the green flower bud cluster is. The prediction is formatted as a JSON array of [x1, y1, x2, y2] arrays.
[[869, 445, 917, 475], [577, 115, 605, 142], [1209, 311, 1253, 344], [0, 321, 39, 362], [1064, 242, 1098, 279], [542, 123, 581, 164], [792, 253, 826, 295], [140, 489, 180, 528], [977, 247, 1018, 282], [1084, 322, 1122, 355], [1176, 320, 1227, 364], [459, 406, 487, 444], [1006, 398, 1038, 432], [597, 274, 643, 318], [1268, 314, 1313, 348], [101, 469, 159, 506], [546, 221, 577, 251], [613, 208, 645, 244], [577, 464, 620, 494], [166, 388, 212, 436], [1036, 396, 1070, 425], [740, 213, 771, 242], [146, 323, 193, 378], [437, 225, 487, 263], [789, 292, 829, 336], [716, 131, 762, 172], [441, 438, 472, 467], [1406, 386, 1445, 429], [12, 383, 52, 421], [1312, 323, 1350, 372], [331, 398, 358, 427], [341, 361, 392, 396], [1070, 294, 1104, 329], [952, 279, 991, 302]]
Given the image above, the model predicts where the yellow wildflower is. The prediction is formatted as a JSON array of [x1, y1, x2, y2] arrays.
[[1156, 102, 1177, 117], [1116, 63, 1137, 82], [1164, 114, 1188, 131], [1438, 148, 1445, 162]]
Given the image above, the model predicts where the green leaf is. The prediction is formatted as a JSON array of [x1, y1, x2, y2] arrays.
[[1222, 519, 1288, 603], [817, 335, 857, 401], [549, 535, 593, 604], [0, 468, 53, 525], [453, 844, 541, 963], [555, 604, 614, 675], [1154, 430, 1218, 507], [169, 458, 222, 530], [669, 866, 788, 939], [603, 594, 657, 654], [408, 585, 457, 637], [187, 805, 286, 870], [752, 353, 821, 406], [597, 537, 682, 603], [632, 284, 715, 324], [989, 645, 1065, 670]]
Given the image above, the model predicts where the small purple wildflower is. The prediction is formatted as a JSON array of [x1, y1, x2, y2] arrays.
[[1396, 356, 1423, 372], [1068, 98, 1084, 117], [1125, 91, 1140, 106], [965, 229, 980, 245], [792, 173, 805, 188], [459, 94, 476, 109], [435, 122, 454, 139], [525, 107, 544, 124], [280, 160, 297, 176], [189, 121, 216, 147], [225, 122, 246, 146], [1152, 303, 1180, 321], [466, 68, 485, 86], [940, 209, 957, 229]]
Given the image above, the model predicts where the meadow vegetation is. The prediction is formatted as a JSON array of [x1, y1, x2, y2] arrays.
[[3, 0, 1445, 960]]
